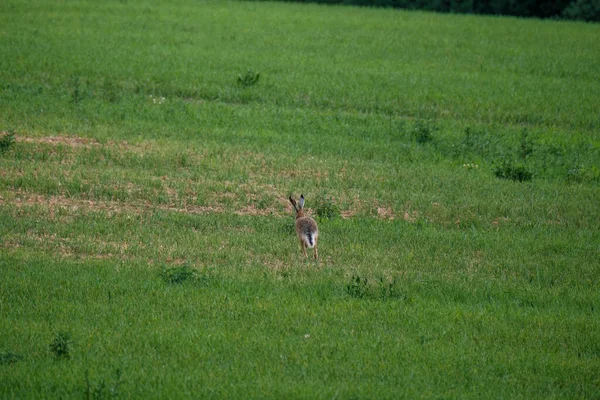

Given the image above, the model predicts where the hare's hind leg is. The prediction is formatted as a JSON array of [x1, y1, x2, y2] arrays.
[[313, 244, 318, 260], [300, 239, 308, 258]]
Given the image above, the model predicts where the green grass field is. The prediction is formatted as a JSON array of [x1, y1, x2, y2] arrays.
[[1, 0, 599, 398]]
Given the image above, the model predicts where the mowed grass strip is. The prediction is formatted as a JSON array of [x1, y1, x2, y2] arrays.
[[2, 134, 599, 225]]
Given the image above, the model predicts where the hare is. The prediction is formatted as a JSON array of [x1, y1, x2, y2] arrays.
[[289, 194, 319, 260]]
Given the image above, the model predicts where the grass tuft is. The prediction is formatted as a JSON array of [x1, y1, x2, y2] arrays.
[[0, 351, 22, 365], [49, 332, 72, 360], [493, 159, 533, 182], [159, 265, 208, 285], [412, 120, 436, 144], [0, 131, 16, 153], [237, 69, 261, 88]]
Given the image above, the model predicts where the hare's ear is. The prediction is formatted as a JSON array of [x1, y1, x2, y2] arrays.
[[289, 196, 298, 211], [299, 195, 305, 209]]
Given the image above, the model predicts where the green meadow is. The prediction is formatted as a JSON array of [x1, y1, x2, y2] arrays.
[[1, 0, 599, 398]]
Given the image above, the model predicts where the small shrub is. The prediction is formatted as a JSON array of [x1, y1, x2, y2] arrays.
[[160, 265, 196, 284], [0, 351, 22, 365], [345, 275, 369, 299], [412, 120, 436, 144], [0, 131, 16, 152], [315, 196, 341, 220], [237, 69, 260, 88], [49, 332, 72, 360], [160, 265, 212, 285], [493, 160, 533, 182]]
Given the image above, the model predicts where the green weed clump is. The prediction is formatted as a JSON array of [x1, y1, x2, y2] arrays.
[[494, 159, 533, 182], [0, 131, 15, 152], [412, 120, 436, 144], [49, 332, 72, 360], [237, 69, 261, 88], [0, 351, 22, 365], [160, 265, 197, 284]]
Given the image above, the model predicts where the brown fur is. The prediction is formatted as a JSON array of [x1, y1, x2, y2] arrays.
[[289, 195, 319, 260]]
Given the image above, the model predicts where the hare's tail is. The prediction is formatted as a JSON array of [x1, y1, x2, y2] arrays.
[[303, 231, 317, 248], [306, 232, 314, 248]]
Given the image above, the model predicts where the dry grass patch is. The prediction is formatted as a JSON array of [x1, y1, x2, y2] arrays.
[[17, 134, 101, 148], [1, 190, 147, 217], [376, 206, 395, 220], [235, 205, 277, 217], [16, 133, 151, 153], [0, 189, 282, 218], [2, 135, 503, 225], [1, 188, 522, 228]]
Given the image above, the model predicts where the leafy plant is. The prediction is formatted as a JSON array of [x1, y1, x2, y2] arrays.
[[0, 131, 15, 152], [160, 265, 195, 284], [237, 69, 260, 88], [0, 351, 22, 365], [346, 275, 369, 299], [412, 120, 435, 144], [493, 160, 533, 182], [49, 332, 72, 360]]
